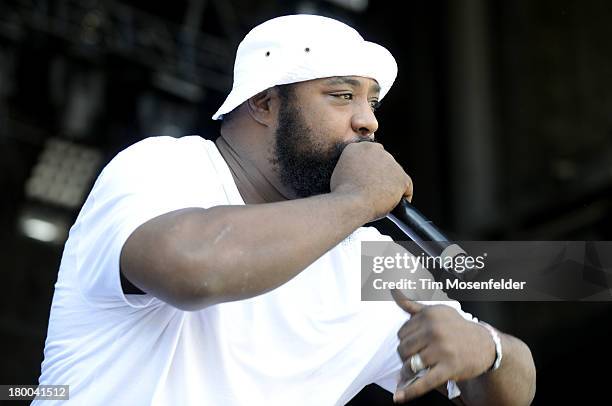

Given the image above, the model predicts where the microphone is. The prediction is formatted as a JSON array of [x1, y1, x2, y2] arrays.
[[386, 198, 474, 280]]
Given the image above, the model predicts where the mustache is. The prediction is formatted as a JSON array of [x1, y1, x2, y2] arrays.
[[338, 137, 379, 152], [327, 138, 379, 164], [352, 136, 379, 144]]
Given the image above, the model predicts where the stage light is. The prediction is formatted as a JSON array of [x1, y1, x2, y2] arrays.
[[297, 0, 369, 14], [19, 137, 103, 245], [323, 0, 369, 13], [18, 213, 68, 244], [24, 138, 103, 210]]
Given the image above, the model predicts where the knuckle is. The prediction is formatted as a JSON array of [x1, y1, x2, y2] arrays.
[[397, 343, 406, 359], [397, 321, 410, 335], [426, 320, 445, 340], [420, 307, 434, 321], [427, 305, 448, 320], [430, 326, 444, 341], [397, 340, 409, 358]]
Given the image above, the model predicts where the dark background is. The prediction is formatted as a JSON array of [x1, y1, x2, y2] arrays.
[[1, 0, 611, 404]]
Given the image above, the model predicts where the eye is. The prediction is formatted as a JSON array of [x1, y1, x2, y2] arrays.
[[369, 100, 381, 111], [334, 93, 353, 101]]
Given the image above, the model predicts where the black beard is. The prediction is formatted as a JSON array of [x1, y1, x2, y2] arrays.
[[272, 102, 348, 198]]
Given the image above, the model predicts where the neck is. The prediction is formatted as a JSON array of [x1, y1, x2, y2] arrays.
[[215, 132, 291, 204]]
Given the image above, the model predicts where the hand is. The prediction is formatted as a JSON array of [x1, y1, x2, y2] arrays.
[[391, 290, 496, 404], [330, 142, 412, 221]]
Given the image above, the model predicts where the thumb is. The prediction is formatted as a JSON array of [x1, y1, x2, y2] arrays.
[[391, 289, 425, 315]]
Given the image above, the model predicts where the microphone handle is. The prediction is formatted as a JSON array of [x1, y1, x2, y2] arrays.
[[386, 198, 471, 280]]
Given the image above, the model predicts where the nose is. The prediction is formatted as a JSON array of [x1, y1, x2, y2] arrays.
[[351, 101, 379, 139]]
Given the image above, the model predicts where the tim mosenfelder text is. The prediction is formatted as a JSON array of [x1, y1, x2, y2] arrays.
[[372, 278, 527, 291]]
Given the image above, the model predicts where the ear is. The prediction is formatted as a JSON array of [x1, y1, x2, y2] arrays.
[[247, 89, 276, 126]]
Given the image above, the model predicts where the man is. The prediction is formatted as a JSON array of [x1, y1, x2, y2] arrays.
[[35, 15, 535, 405]]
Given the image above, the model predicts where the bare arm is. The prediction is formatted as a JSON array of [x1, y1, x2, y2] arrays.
[[456, 331, 536, 406], [121, 193, 370, 310], [120, 142, 412, 310]]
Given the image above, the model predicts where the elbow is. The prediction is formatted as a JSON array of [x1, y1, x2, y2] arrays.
[[121, 207, 240, 311], [166, 254, 224, 311], [166, 276, 218, 312], [136, 236, 220, 311], [143, 209, 254, 311]]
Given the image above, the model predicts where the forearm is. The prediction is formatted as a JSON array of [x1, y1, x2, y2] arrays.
[[123, 191, 372, 309], [457, 333, 536, 406], [195, 192, 370, 299]]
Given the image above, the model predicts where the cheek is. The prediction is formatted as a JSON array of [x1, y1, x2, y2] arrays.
[[308, 109, 351, 141]]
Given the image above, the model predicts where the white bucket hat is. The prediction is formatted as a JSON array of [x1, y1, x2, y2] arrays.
[[212, 14, 398, 120]]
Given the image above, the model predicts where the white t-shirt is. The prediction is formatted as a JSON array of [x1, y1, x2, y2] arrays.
[[35, 136, 470, 405]]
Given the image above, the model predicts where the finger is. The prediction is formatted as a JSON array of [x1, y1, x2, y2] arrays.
[[397, 314, 422, 340], [394, 365, 448, 404], [398, 362, 428, 390], [416, 345, 439, 368], [398, 359, 414, 383], [397, 331, 428, 362], [398, 343, 436, 382], [391, 289, 425, 315], [403, 176, 413, 203]]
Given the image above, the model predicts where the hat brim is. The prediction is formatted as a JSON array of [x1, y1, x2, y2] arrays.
[[212, 40, 397, 120]]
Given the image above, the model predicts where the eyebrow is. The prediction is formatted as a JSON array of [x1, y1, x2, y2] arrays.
[[323, 77, 381, 95]]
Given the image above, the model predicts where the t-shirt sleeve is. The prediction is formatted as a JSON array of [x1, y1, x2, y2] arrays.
[[73, 136, 230, 308]]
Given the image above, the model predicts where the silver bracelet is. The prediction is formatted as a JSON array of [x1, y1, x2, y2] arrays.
[[479, 321, 502, 371]]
